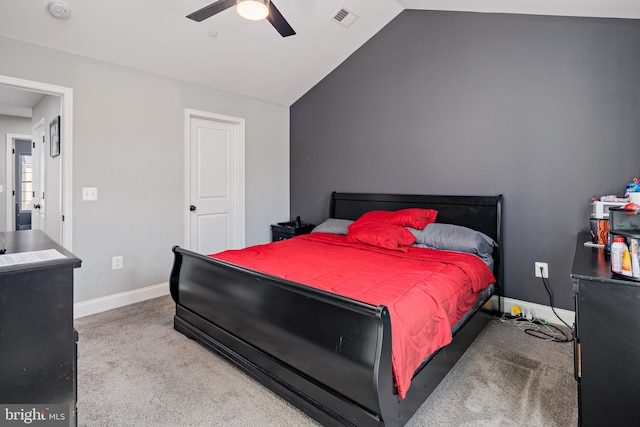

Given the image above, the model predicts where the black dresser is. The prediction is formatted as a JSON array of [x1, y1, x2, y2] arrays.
[[0, 230, 82, 425], [571, 231, 640, 427]]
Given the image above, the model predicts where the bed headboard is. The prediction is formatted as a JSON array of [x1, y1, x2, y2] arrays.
[[329, 192, 503, 297], [330, 192, 502, 241]]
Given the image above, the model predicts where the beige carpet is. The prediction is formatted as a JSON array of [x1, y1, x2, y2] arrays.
[[75, 295, 578, 426]]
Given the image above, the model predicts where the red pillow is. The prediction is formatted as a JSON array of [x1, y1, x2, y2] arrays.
[[357, 208, 438, 230], [346, 221, 416, 251]]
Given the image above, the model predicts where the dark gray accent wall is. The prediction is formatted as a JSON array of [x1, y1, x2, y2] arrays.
[[290, 10, 640, 310]]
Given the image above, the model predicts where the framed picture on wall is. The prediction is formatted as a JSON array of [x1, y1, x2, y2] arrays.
[[50, 116, 60, 157]]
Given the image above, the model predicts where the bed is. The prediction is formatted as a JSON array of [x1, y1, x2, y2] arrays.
[[169, 192, 503, 427]]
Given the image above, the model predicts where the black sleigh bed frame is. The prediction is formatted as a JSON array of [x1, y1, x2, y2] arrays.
[[170, 192, 503, 427]]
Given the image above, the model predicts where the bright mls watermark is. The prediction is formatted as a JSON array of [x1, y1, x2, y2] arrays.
[[0, 405, 70, 426]]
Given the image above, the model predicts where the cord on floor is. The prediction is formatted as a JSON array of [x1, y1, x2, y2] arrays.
[[498, 314, 571, 342], [497, 265, 573, 343]]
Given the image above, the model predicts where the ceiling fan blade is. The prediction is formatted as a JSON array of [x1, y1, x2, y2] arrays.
[[267, 1, 296, 37], [186, 0, 236, 22]]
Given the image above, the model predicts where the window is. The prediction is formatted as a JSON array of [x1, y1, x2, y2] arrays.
[[20, 154, 33, 212]]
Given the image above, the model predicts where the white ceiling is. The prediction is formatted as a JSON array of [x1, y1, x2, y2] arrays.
[[0, 86, 45, 117], [0, 1, 638, 107]]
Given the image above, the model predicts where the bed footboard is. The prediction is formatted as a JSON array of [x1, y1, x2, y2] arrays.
[[170, 246, 395, 427]]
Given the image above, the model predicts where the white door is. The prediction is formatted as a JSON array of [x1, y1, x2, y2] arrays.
[[187, 111, 245, 254], [31, 121, 46, 231]]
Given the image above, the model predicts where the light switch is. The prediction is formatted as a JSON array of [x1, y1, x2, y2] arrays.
[[82, 187, 98, 201], [0, 185, 3, 193]]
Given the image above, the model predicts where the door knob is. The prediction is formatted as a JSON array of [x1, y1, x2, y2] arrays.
[[189, 205, 196, 212], [33, 204, 41, 209]]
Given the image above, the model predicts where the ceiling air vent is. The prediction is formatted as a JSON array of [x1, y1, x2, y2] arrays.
[[332, 7, 358, 28]]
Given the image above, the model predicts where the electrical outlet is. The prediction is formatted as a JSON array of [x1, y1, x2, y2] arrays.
[[82, 187, 98, 201], [535, 262, 548, 278], [112, 255, 123, 270]]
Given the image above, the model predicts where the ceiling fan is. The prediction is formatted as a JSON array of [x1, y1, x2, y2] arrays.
[[187, 0, 296, 37]]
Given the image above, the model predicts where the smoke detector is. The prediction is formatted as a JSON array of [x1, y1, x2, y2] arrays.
[[48, 1, 71, 20]]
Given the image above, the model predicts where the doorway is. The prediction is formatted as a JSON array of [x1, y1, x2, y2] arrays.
[[0, 74, 73, 250], [5, 133, 30, 232], [184, 109, 245, 254], [14, 139, 32, 230]]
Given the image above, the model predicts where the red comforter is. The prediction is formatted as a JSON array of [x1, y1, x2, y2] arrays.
[[211, 232, 495, 398]]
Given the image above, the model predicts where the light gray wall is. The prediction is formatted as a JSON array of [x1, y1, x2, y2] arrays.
[[0, 36, 290, 303], [290, 11, 640, 310], [32, 95, 62, 243], [0, 114, 31, 230]]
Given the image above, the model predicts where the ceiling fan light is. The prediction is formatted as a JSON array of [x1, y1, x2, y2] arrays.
[[236, 0, 269, 21]]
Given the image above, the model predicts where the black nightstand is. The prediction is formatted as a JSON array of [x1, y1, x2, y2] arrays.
[[271, 218, 315, 242]]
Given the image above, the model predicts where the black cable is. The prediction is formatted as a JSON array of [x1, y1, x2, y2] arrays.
[[523, 320, 571, 342], [503, 315, 571, 342], [541, 275, 573, 332], [498, 265, 573, 343], [537, 265, 573, 342]]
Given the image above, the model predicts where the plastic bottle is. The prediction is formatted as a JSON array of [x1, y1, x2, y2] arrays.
[[611, 236, 628, 274], [631, 239, 640, 278], [622, 247, 633, 277]]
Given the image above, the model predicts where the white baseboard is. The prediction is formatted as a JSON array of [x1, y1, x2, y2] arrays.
[[491, 295, 575, 327], [74, 282, 170, 319]]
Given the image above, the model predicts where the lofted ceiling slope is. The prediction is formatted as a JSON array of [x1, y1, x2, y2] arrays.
[[0, 1, 638, 107]]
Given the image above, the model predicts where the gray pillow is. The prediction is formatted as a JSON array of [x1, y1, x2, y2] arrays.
[[409, 223, 497, 258], [311, 218, 354, 235]]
